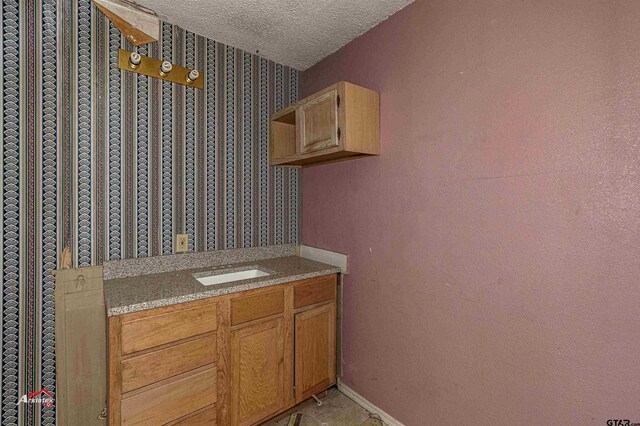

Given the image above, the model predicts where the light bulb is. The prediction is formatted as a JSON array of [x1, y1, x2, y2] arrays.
[[129, 52, 141, 68], [159, 61, 172, 76], [186, 69, 199, 83]]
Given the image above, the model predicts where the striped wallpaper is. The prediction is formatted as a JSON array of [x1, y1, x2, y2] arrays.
[[1, 1, 300, 424]]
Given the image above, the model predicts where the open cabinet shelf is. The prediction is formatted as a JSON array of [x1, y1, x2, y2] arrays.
[[269, 81, 379, 167], [270, 106, 297, 161]]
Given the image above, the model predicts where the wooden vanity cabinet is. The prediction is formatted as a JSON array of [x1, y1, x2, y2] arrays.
[[230, 317, 285, 426], [294, 303, 336, 403], [292, 276, 337, 403], [108, 274, 337, 426], [107, 298, 218, 426], [228, 287, 287, 426], [270, 81, 379, 167]]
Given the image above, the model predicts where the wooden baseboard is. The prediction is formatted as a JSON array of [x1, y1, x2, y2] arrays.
[[337, 379, 405, 426]]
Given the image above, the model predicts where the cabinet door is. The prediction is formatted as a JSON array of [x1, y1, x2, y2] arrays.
[[298, 90, 339, 154], [294, 303, 336, 403], [230, 317, 285, 426]]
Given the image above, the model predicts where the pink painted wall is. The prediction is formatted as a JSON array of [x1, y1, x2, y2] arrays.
[[301, 1, 640, 424]]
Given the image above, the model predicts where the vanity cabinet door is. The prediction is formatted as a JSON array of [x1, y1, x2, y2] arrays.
[[298, 89, 339, 154], [230, 317, 285, 426], [294, 303, 336, 403]]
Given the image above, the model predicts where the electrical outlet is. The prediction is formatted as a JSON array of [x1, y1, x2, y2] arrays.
[[175, 234, 188, 253]]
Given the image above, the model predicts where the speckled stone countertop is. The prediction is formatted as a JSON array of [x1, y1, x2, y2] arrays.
[[103, 244, 297, 280], [103, 255, 340, 316]]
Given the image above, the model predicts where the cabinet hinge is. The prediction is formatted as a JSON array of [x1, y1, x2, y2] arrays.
[[337, 95, 340, 108], [337, 127, 341, 140]]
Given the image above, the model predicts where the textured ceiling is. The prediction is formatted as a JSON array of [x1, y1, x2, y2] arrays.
[[134, 0, 414, 70]]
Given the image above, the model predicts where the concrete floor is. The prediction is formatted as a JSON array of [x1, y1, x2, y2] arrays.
[[266, 388, 385, 426]]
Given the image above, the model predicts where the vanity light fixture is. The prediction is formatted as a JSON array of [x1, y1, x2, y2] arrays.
[[129, 51, 141, 69], [159, 60, 172, 76], [186, 69, 199, 83], [117, 49, 204, 89]]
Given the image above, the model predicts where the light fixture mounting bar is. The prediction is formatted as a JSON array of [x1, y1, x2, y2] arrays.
[[117, 49, 204, 89]]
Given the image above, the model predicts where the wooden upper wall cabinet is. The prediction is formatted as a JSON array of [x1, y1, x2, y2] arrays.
[[270, 81, 379, 167], [299, 90, 339, 154]]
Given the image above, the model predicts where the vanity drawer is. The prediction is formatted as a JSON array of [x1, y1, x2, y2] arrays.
[[121, 367, 216, 426], [168, 405, 217, 425], [231, 288, 284, 326], [294, 275, 336, 309], [121, 301, 217, 355], [121, 334, 216, 393]]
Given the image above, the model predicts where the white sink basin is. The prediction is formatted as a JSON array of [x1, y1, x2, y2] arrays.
[[196, 269, 271, 286]]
